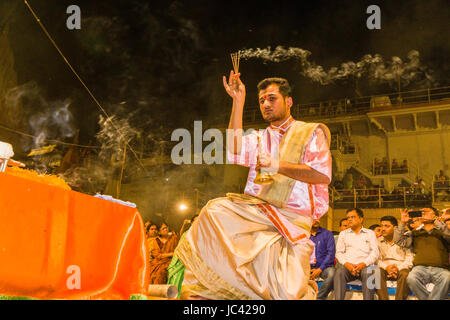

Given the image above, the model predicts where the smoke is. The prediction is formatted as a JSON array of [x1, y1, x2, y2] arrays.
[[238, 46, 437, 88], [28, 100, 75, 148], [96, 114, 139, 163], [2, 82, 76, 151], [58, 113, 141, 193]]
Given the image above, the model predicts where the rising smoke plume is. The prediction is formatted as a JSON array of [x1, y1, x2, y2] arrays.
[[2, 82, 76, 152], [238, 46, 437, 88]]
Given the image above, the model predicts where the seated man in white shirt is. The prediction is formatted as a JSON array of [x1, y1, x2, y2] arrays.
[[376, 216, 413, 300], [334, 208, 380, 300]]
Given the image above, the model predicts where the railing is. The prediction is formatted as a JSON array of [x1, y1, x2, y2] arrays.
[[366, 158, 433, 193], [330, 186, 431, 209], [370, 159, 409, 176], [171, 179, 447, 213], [432, 179, 450, 203], [210, 86, 450, 126], [330, 135, 357, 154], [288, 85, 450, 120]]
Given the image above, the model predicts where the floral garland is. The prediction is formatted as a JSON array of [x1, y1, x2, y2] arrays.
[[5, 166, 71, 190]]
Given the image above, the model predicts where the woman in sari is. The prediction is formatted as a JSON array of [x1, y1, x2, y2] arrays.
[[167, 215, 199, 298], [148, 222, 179, 284], [145, 222, 158, 264]]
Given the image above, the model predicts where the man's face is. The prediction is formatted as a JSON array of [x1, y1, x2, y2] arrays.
[[258, 84, 292, 124], [380, 221, 395, 238], [339, 220, 349, 232], [148, 225, 158, 237], [374, 226, 382, 238], [420, 208, 436, 223], [346, 210, 363, 229], [312, 219, 320, 228]]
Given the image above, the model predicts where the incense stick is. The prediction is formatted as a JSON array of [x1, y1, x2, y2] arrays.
[[230, 51, 240, 74]]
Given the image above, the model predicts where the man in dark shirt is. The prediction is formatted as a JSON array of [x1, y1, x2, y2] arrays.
[[310, 219, 336, 300], [394, 208, 450, 300]]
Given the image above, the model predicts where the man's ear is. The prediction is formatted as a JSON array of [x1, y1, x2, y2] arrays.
[[286, 97, 293, 108]]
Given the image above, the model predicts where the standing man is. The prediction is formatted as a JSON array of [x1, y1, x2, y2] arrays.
[[377, 216, 413, 300], [334, 208, 379, 300], [310, 219, 336, 300], [395, 208, 450, 300], [175, 71, 332, 299]]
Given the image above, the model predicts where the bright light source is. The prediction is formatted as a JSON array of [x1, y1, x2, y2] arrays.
[[179, 203, 188, 211]]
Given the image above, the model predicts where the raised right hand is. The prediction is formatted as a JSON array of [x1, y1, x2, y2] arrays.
[[400, 208, 411, 224], [223, 70, 246, 104]]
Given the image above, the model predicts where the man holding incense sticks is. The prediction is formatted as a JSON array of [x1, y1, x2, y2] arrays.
[[175, 70, 332, 300]]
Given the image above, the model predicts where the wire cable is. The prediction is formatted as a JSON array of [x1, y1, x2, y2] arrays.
[[23, 0, 148, 172], [0, 123, 100, 149]]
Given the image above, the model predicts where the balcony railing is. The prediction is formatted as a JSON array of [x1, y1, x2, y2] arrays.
[[432, 179, 450, 203], [330, 135, 357, 154], [329, 186, 431, 209], [370, 160, 409, 176], [288, 85, 450, 120], [210, 85, 450, 126], [331, 178, 450, 208]]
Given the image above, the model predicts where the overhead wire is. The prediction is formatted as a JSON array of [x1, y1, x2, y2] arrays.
[[0, 123, 100, 149], [23, 0, 148, 173]]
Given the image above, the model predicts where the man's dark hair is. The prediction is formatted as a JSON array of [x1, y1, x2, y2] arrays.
[[346, 207, 364, 218], [257, 77, 292, 98], [339, 218, 348, 227], [427, 207, 439, 216], [369, 224, 380, 230], [380, 216, 398, 227]]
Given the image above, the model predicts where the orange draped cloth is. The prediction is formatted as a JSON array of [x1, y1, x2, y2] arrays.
[[0, 172, 149, 299]]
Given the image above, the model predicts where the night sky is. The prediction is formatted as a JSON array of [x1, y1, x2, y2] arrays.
[[3, 0, 450, 146]]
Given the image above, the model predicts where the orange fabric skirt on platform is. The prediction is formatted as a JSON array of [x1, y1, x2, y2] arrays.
[[0, 172, 149, 299]]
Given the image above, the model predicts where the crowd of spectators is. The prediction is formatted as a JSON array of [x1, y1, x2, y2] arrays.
[[143, 207, 449, 300], [144, 216, 198, 296], [309, 207, 450, 300], [434, 170, 450, 201], [331, 171, 432, 208], [372, 158, 408, 175]]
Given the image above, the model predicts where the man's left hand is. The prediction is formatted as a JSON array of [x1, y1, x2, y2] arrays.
[[256, 154, 279, 174], [386, 265, 398, 279], [310, 268, 322, 280], [354, 263, 366, 275]]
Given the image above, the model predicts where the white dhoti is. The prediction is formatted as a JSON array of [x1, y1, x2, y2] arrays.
[[175, 197, 317, 300]]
